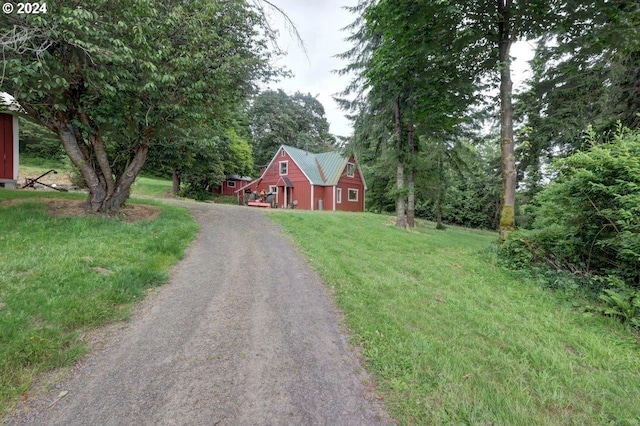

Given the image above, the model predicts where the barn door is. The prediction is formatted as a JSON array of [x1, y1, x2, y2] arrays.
[[0, 114, 13, 180]]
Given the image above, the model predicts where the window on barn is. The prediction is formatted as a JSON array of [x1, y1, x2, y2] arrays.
[[279, 161, 288, 175], [227, 181, 236, 187], [269, 185, 277, 194], [336, 188, 342, 204], [346, 163, 355, 177], [348, 188, 358, 202]]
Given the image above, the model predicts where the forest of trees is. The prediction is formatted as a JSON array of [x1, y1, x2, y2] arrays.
[[337, 0, 639, 314], [2, 1, 639, 316]]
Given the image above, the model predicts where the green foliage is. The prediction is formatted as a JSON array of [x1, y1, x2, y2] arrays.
[[599, 287, 640, 327], [17, 117, 64, 160], [502, 126, 640, 324], [223, 128, 254, 177], [248, 89, 336, 165], [1, 0, 280, 212], [177, 142, 224, 201], [516, 2, 640, 185]]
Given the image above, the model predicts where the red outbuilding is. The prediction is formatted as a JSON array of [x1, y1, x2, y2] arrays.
[[213, 175, 253, 196], [0, 112, 19, 189], [236, 145, 367, 211]]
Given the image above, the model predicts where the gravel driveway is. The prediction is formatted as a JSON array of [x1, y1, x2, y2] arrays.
[[9, 202, 391, 425]]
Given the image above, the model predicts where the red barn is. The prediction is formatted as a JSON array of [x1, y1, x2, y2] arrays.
[[236, 145, 367, 211], [0, 112, 19, 189], [213, 175, 253, 195]]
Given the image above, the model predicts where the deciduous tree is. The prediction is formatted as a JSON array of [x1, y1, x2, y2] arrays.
[[1, 0, 279, 212]]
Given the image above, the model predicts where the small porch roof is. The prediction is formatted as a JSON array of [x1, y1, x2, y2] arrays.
[[277, 176, 294, 187]]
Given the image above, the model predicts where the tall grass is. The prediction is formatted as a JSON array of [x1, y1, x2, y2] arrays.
[[0, 190, 198, 415], [270, 211, 640, 425]]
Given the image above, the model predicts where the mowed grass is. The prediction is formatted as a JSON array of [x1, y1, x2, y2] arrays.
[[0, 189, 198, 415], [270, 211, 640, 425], [131, 175, 173, 198]]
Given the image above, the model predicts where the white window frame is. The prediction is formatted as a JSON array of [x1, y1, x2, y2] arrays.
[[346, 162, 355, 178], [281, 149, 286, 157], [336, 188, 342, 204], [348, 188, 358, 202], [269, 185, 277, 194], [227, 180, 236, 188], [279, 161, 288, 175]]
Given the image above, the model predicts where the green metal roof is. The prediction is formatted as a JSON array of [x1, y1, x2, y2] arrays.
[[283, 145, 348, 186]]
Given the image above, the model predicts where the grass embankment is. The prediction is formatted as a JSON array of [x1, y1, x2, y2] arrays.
[[0, 190, 198, 416], [18, 156, 173, 198], [270, 211, 640, 425]]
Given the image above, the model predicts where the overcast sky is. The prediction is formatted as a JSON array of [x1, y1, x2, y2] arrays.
[[264, 1, 535, 139], [263, 0, 359, 139]]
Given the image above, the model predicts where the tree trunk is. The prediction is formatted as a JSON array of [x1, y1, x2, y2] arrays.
[[396, 160, 406, 228], [394, 97, 406, 228], [407, 121, 415, 227], [110, 131, 150, 210], [56, 113, 149, 214], [498, 0, 516, 241], [57, 119, 107, 213], [172, 169, 181, 196], [435, 155, 445, 230]]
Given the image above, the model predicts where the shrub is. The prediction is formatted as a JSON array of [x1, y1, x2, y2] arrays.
[[503, 125, 640, 288]]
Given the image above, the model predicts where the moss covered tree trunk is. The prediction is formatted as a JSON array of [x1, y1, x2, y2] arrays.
[[498, 0, 516, 240]]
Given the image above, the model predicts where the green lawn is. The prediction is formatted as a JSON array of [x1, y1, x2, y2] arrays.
[[270, 211, 640, 425], [131, 175, 174, 198], [0, 189, 198, 416]]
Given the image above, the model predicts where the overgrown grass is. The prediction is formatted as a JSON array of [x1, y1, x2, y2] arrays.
[[0, 189, 198, 416], [270, 211, 640, 425]]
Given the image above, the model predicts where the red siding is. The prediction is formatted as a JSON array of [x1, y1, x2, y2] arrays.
[[254, 151, 312, 209], [0, 114, 14, 180], [335, 156, 365, 212], [238, 149, 366, 212], [219, 179, 247, 195]]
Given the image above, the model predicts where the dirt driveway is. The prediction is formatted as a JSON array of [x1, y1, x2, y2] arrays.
[[9, 202, 391, 425]]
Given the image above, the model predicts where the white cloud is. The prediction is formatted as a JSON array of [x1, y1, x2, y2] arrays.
[[264, 1, 535, 139], [263, 0, 359, 139]]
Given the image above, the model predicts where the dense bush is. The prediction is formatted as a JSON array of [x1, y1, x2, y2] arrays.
[[501, 126, 640, 325]]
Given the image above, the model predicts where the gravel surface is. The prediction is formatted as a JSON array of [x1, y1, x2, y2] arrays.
[[8, 202, 392, 425]]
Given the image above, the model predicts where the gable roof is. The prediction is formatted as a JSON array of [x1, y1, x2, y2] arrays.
[[226, 174, 253, 182], [282, 145, 348, 186], [234, 144, 367, 194]]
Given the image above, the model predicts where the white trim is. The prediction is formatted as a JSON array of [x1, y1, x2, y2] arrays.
[[279, 160, 288, 176], [226, 180, 236, 188], [310, 184, 314, 211], [336, 188, 342, 204], [363, 189, 366, 211], [332, 186, 336, 210], [281, 145, 314, 185], [346, 162, 355, 178], [269, 185, 277, 194], [351, 154, 368, 190], [12, 115, 19, 180], [348, 188, 358, 202]]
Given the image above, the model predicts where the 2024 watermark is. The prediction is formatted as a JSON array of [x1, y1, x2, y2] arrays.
[[3, 2, 47, 14]]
